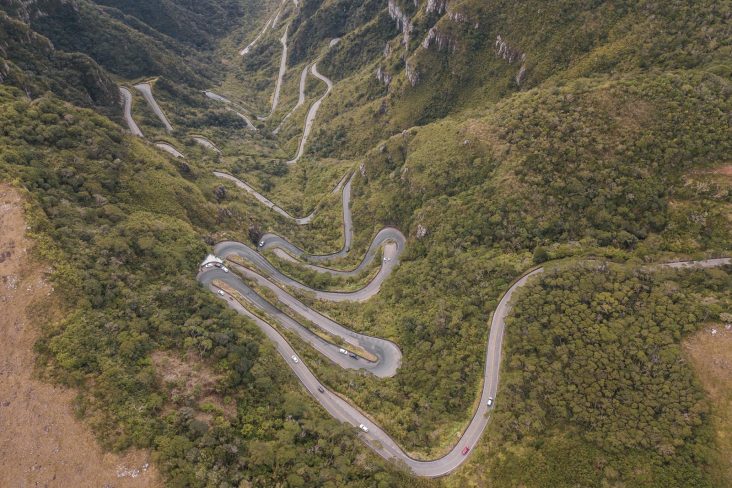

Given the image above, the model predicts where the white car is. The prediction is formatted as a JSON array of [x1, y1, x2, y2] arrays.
[[358, 424, 369, 433], [487, 397, 494, 407], [291, 355, 299, 364], [383, 257, 391, 262], [339, 348, 348, 355], [218, 290, 225, 296], [222, 266, 229, 273], [259, 240, 265, 247]]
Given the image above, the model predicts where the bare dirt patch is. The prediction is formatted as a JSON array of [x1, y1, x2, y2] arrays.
[[0, 184, 160, 488], [711, 165, 732, 176], [152, 351, 235, 419], [684, 324, 732, 484]]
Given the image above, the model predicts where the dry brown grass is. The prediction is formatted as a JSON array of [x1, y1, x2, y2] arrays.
[[0, 184, 160, 488], [151, 351, 236, 420], [684, 324, 732, 484], [711, 165, 732, 176]]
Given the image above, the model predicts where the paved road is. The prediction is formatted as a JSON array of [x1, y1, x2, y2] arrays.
[[239, 0, 289, 56], [286, 63, 333, 165], [134, 83, 173, 133], [240, 17, 273, 56], [214, 170, 348, 225], [204, 91, 257, 131], [259, 28, 289, 121], [199, 255, 731, 477], [199, 268, 401, 377], [192, 135, 222, 154], [273, 64, 310, 135], [119, 87, 143, 137], [661, 258, 731, 269], [154, 142, 184, 158]]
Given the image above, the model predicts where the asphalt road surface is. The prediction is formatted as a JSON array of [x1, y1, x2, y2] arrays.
[[259, 28, 289, 121], [134, 83, 173, 133], [154, 142, 184, 158], [286, 63, 333, 165], [199, 254, 730, 477], [119, 87, 143, 137], [214, 171, 348, 225], [192, 136, 222, 154], [273, 64, 310, 135], [113, 13, 732, 476]]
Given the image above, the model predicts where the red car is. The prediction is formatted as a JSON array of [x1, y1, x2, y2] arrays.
[[461, 446, 470, 456]]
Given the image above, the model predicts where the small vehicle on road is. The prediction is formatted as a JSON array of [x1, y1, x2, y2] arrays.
[[487, 397, 494, 407], [461, 446, 470, 456], [222, 266, 229, 273], [259, 240, 265, 247], [383, 257, 390, 262], [317, 386, 325, 393], [339, 348, 348, 355], [218, 290, 225, 296], [291, 355, 299, 364], [358, 424, 369, 433], [349, 353, 358, 360]]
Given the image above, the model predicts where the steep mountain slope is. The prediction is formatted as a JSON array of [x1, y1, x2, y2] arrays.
[[293, 0, 732, 156], [92, 0, 246, 49], [1, 0, 231, 86], [0, 0, 731, 486], [0, 10, 118, 109]]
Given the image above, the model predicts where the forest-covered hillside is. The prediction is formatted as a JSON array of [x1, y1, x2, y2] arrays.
[[0, 0, 730, 486]]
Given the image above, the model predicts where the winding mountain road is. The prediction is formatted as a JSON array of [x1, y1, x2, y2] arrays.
[[119, 87, 143, 137], [273, 64, 310, 135], [204, 91, 257, 130], [114, 12, 732, 477], [155, 142, 184, 158], [240, 18, 273, 56], [214, 170, 347, 224], [134, 83, 173, 133], [200, 242, 730, 477], [258, 28, 289, 121], [201, 169, 730, 475], [239, 0, 289, 56], [286, 63, 333, 165], [193, 135, 222, 154]]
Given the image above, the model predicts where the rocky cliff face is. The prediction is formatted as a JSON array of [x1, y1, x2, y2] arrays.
[[387, 0, 412, 46], [495, 35, 527, 86]]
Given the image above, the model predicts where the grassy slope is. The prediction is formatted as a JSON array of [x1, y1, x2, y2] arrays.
[[2, 0, 731, 485]]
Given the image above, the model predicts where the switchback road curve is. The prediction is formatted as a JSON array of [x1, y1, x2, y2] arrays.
[[134, 82, 173, 133], [286, 63, 333, 165], [119, 87, 143, 137], [199, 250, 730, 476]]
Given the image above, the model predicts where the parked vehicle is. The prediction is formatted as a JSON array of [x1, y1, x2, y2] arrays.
[[291, 355, 299, 363], [461, 446, 470, 456], [358, 424, 369, 433]]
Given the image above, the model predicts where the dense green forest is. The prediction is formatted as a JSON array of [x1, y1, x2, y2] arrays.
[[0, 85, 421, 486], [487, 263, 732, 486], [1, 0, 731, 486]]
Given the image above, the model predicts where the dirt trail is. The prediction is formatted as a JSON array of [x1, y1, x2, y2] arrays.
[[0, 184, 159, 488]]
